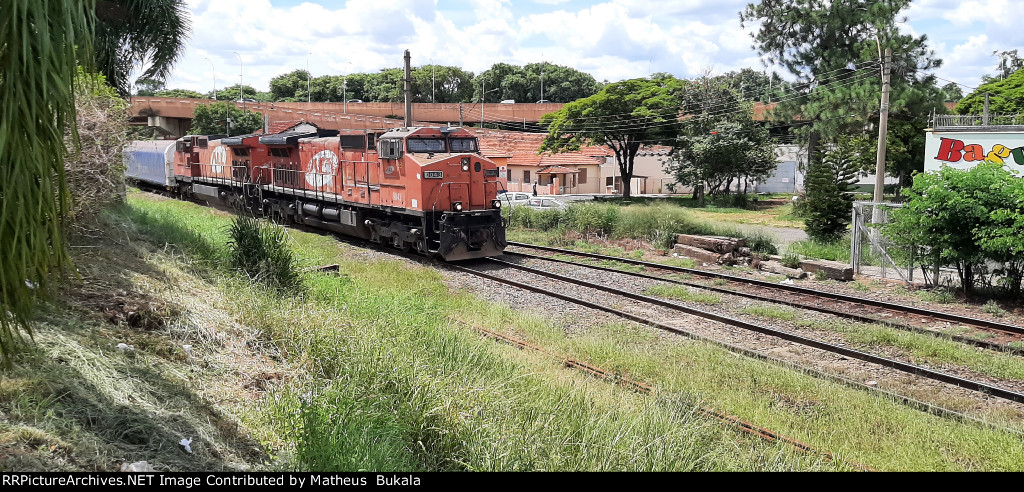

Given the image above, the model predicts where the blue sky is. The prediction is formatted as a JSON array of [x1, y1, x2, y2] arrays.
[[158, 0, 1024, 96]]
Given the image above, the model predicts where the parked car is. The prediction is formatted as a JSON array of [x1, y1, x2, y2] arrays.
[[347, 99, 363, 103], [500, 99, 516, 104], [526, 197, 568, 210], [535, 100, 552, 104], [498, 191, 532, 207]]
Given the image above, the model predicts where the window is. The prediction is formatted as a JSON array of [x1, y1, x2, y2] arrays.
[[233, 148, 250, 157], [578, 168, 587, 184], [269, 148, 290, 157], [524, 170, 531, 183], [340, 135, 365, 149], [449, 138, 477, 152], [378, 139, 403, 159], [406, 138, 446, 153], [606, 176, 613, 186]]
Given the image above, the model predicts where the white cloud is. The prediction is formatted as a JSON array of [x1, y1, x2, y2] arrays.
[[158, 0, 1024, 95]]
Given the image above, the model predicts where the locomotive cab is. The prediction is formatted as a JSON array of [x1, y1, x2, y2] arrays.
[[377, 127, 506, 260]]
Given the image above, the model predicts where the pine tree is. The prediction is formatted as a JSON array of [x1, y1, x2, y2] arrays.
[[804, 141, 859, 242]]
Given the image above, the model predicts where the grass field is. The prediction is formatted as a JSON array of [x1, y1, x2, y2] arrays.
[[3, 191, 1024, 471]]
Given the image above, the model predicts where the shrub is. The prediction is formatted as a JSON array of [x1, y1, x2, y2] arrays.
[[228, 215, 301, 290], [885, 162, 1024, 296], [804, 141, 858, 242]]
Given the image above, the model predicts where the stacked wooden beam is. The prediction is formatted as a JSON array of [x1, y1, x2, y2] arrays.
[[672, 235, 748, 266]]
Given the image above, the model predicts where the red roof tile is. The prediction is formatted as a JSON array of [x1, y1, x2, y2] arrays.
[[473, 129, 608, 168]]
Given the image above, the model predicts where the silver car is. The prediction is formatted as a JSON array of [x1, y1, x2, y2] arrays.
[[526, 197, 568, 210], [499, 192, 532, 208]]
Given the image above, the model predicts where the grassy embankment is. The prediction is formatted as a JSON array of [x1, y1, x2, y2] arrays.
[[3, 192, 1024, 471]]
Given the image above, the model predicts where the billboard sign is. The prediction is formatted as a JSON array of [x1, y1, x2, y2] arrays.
[[924, 130, 1024, 174]]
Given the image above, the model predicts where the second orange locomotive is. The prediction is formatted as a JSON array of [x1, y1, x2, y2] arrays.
[[165, 126, 507, 260]]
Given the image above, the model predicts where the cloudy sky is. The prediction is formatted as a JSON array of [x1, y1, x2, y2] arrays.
[[158, 0, 1024, 96]]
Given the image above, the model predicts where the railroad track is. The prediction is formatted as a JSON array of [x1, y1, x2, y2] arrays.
[[505, 241, 1024, 353], [442, 256, 1024, 428]]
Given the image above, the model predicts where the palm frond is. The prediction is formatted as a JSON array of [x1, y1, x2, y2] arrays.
[[0, 0, 95, 366]]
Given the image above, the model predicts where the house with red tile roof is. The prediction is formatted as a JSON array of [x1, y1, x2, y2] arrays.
[[471, 129, 609, 195]]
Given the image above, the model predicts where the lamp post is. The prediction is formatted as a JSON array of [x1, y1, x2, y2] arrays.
[[205, 57, 227, 135], [342, 61, 351, 114], [233, 51, 244, 109], [306, 52, 311, 103], [204, 57, 217, 100], [430, 58, 435, 103]]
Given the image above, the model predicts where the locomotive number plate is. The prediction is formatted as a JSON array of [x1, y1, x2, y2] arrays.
[[483, 169, 499, 177], [424, 171, 444, 179]]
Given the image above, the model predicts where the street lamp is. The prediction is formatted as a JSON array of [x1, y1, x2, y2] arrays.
[[205, 57, 227, 135], [204, 57, 217, 100], [306, 51, 311, 103], [430, 58, 435, 103], [342, 61, 351, 114], [233, 51, 244, 108]]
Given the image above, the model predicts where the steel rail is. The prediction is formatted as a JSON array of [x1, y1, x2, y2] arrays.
[[504, 249, 1024, 355], [444, 261, 1021, 432], [507, 241, 1024, 336], [477, 257, 1024, 406]]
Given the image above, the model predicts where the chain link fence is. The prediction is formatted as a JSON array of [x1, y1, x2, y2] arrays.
[[850, 201, 958, 288]]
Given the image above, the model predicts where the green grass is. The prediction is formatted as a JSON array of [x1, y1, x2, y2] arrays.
[[918, 288, 957, 304], [786, 238, 851, 263], [15, 190, 1024, 471], [797, 319, 1024, 382], [741, 304, 799, 321], [646, 285, 722, 305], [508, 202, 778, 254]]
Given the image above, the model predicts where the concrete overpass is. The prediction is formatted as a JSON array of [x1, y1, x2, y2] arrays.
[[130, 97, 566, 136]]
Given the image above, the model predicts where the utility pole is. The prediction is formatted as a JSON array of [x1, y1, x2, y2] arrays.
[[403, 50, 412, 127], [984, 92, 990, 125], [306, 52, 311, 103], [873, 48, 891, 205], [459, 103, 464, 127], [481, 77, 485, 128]]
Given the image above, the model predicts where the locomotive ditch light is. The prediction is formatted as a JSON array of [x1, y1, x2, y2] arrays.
[[453, 202, 464, 212], [492, 199, 501, 209]]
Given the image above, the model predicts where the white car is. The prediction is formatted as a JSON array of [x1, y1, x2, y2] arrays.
[[526, 197, 568, 210], [499, 191, 532, 207]]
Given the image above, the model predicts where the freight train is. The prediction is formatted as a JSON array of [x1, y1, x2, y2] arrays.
[[124, 126, 507, 260]]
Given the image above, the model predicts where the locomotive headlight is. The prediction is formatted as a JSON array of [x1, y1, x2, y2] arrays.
[[453, 202, 464, 212], [461, 157, 470, 171], [492, 199, 501, 209]]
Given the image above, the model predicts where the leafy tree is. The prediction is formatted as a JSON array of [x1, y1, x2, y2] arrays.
[[412, 65, 475, 103], [208, 84, 261, 102], [667, 75, 777, 203], [955, 68, 1024, 116], [541, 75, 684, 199], [0, 0, 90, 366], [269, 69, 311, 101], [712, 68, 790, 102], [192, 102, 263, 136], [803, 139, 859, 242], [473, 63, 600, 103], [134, 76, 165, 96], [885, 162, 1023, 294], [983, 49, 1023, 83], [94, 0, 190, 96], [741, 0, 943, 166], [941, 82, 964, 102], [155, 88, 205, 98]]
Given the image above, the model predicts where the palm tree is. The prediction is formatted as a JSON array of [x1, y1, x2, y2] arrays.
[[94, 0, 190, 96], [0, 0, 92, 366], [0, 0, 189, 366]]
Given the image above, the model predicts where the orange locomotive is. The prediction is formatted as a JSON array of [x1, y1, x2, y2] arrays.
[[166, 126, 507, 260]]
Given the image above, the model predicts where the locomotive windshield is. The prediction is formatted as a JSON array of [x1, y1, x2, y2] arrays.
[[448, 138, 477, 152], [406, 138, 446, 153]]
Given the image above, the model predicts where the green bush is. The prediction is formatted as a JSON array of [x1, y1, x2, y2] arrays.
[[885, 162, 1024, 296], [804, 141, 858, 242], [508, 202, 778, 253], [227, 215, 301, 290]]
